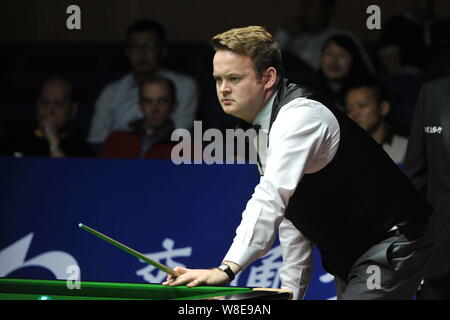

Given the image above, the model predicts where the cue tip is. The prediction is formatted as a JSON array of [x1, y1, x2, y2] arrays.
[[78, 223, 84, 228]]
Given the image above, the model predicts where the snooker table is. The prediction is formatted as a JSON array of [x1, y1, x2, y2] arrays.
[[0, 278, 291, 300]]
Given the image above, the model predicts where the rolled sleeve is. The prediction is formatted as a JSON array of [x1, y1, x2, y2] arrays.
[[279, 218, 313, 300]]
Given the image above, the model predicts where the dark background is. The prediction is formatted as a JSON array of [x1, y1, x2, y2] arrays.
[[1, 0, 449, 137]]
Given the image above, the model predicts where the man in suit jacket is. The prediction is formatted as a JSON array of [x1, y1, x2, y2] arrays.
[[404, 76, 450, 299]]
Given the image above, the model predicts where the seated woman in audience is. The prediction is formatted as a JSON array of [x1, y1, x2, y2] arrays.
[[99, 75, 177, 159], [307, 34, 373, 111]]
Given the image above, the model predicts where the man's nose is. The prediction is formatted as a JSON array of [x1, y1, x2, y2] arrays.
[[219, 81, 231, 95], [149, 103, 162, 114]]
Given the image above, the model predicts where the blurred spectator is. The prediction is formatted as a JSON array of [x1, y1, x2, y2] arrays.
[[404, 76, 450, 299], [378, 0, 445, 74], [346, 78, 408, 165], [275, 0, 374, 73], [307, 34, 373, 111], [99, 75, 176, 159], [88, 19, 199, 149], [9, 77, 93, 158]]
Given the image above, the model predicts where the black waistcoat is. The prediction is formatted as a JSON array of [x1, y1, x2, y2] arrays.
[[269, 79, 432, 280]]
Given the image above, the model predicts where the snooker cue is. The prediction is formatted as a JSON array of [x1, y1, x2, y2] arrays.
[[78, 223, 181, 278]]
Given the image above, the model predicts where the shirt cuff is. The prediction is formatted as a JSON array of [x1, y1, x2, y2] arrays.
[[223, 240, 265, 272]]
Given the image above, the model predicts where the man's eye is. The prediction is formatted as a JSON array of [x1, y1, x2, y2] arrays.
[[229, 77, 240, 83]]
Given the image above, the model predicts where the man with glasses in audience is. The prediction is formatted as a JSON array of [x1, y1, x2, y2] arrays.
[[88, 19, 198, 152]]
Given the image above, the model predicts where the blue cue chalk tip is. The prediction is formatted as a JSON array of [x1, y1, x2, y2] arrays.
[[78, 223, 83, 228]]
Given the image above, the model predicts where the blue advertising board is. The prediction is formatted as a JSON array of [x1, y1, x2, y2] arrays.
[[0, 157, 336, 299]]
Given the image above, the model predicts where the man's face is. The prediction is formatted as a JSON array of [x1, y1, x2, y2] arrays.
[[37, 82, 74, 130], [213, 50, 266, 122], [139, 81, 174, 130], [346, 87, 386, 133], [321, 41, 352, 81], [126, 31, 163, 75]]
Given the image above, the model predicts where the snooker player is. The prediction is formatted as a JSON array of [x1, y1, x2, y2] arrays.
[[163, 26, 433, 300]]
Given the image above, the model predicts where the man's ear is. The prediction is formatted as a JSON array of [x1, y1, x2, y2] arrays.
[[263, 67, 277, 91], [380, 100, 390, 117]]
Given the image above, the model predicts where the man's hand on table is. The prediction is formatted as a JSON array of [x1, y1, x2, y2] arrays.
[[163, 262, 241, 287]]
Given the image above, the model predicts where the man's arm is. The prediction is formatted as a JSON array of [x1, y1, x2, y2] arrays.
[[404, 85, 428, 195], [278, 218, 312, 300], [87, 84, 115, 145], [222, 104, 333, 270], [165, 101, 335, 288]]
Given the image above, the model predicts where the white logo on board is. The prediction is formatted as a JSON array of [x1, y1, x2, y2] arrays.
[[0, 233, 79, 280]]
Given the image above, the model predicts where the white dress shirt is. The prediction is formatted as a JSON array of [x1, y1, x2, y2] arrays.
[[382, 134, 408, 165], [223, 93, 340, 299]]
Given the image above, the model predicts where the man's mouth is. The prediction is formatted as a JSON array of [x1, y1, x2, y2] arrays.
[[326, 66, 342, 73], [221, 99, 234, 105]]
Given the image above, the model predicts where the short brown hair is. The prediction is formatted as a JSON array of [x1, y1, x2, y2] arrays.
[[211, 26, 284, 78], [138, 75, 177, 104]]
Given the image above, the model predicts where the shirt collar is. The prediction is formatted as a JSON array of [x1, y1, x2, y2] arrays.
[[252, 92, 277, 131]]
